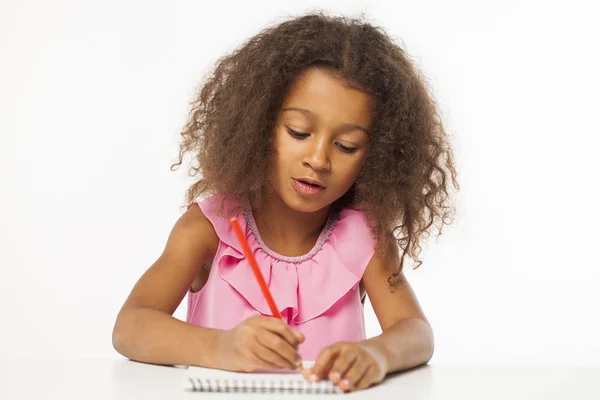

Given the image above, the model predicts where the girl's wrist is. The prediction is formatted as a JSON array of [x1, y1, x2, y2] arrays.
[[362, 338, 392, 375]]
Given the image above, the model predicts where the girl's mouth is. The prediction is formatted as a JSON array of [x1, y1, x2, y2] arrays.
[[292, 178, 325, 196]]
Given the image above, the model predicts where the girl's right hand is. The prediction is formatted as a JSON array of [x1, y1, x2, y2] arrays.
[[216, 315, 305, 372]]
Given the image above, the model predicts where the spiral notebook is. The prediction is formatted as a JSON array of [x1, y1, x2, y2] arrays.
[[183, 362, 342, 394]]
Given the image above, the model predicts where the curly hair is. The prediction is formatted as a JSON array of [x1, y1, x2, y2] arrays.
[[171, 11, 459, 282]]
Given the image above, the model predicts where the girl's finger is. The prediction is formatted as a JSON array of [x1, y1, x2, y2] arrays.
[[328, 349, 358, 383], [352, 365, 374, 391], [249, 342, 290, 370], [260, 317, 300, 348], [309, 344, 341, 381], [255, 331, 299, 368], [338, 357, 369, 391]]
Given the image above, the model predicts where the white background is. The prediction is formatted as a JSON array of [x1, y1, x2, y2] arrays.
[[1, 0, 599, 365]]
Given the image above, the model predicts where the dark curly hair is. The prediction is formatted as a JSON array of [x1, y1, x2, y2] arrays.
[[171, 11, 459, 281]]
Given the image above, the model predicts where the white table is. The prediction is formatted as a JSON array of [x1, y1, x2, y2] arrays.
[[1, 357, 599, 399]]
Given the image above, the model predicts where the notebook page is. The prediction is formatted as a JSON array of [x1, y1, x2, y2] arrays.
[[184, 361, 313, 382], [183, 362, 342, 393]]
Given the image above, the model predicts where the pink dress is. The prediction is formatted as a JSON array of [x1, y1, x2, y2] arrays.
[[186, 195, 376, 360]]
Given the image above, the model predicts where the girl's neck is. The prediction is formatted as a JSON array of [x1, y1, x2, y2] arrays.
[[250, 191, 331, 257]]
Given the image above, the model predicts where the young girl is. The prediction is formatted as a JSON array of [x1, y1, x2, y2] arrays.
[[113, 12, 458, 392]]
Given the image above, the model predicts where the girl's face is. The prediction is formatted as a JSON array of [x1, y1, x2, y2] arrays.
[[269, 67, 374, 213]]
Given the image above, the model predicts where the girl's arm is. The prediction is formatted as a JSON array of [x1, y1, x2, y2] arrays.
[[306, 237, 434, 391], [361, 240, 434, 373], [112, 205, 303, 371], [112, 204, 223, 367]]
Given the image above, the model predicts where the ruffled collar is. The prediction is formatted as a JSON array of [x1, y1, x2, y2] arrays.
[[242, 200, 339, 263]]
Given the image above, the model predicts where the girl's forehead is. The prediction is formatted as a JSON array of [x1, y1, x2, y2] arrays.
[[280, 68, 374, 130]]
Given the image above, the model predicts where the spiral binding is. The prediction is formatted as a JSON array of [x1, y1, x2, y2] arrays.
[[187, 377, 343, 394]]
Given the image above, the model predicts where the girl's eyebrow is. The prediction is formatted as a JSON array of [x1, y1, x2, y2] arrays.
[[282, 107, 371, 135]]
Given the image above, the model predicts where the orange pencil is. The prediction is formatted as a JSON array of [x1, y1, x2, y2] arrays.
[[230, 217, 283, 319], [230, 217, 305, 371]]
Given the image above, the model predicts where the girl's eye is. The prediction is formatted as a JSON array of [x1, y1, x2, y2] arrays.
[[287, 128, 309, 139], [337, 143, 358, 153], [287, 127, 357, 153]]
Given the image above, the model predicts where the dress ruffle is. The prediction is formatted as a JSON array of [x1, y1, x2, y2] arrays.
[[194, 195, 376, 324]]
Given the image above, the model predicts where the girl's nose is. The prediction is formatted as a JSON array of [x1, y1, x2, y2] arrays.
[[302, 140, 330, 172]]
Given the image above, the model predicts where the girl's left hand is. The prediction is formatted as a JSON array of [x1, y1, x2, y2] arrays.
[[302, 341, 389, 392]]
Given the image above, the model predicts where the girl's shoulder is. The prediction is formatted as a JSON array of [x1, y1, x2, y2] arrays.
[[328, 206, 378, 270], [187, 193, 243, 248], [335, 207, 375, 242], [189, 193, 242, 220]]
